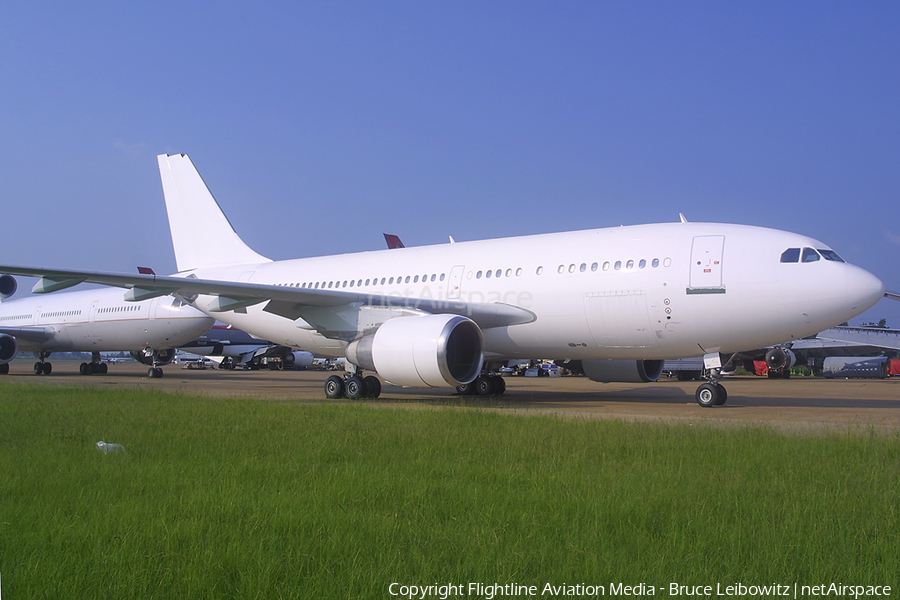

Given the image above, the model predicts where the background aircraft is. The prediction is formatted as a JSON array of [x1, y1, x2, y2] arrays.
[[0, 274, 213, 377], [0, 154, 889, 406], [179, 322, 314, 370]]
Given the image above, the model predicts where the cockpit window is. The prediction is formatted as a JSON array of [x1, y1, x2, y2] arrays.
[[802, 247, 820, 263], [780, 248, 800, 263], [818, 249, 845, 262]]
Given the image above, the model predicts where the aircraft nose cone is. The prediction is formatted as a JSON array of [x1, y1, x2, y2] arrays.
[[845, 265, 885, 313]]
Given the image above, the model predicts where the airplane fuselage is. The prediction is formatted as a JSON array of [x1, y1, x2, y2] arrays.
[[183, 222, 884, 362], [0, 287, 214, 354]]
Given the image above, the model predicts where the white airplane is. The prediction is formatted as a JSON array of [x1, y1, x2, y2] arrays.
[[0, 154, 891, 406], [0, 275, 214, 376]]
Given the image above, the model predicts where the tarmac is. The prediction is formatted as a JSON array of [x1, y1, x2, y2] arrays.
[[4, 360, 900, 434]]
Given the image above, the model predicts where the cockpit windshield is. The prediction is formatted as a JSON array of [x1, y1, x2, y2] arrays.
[[780, 248, 800, 263], [818, 249, 844, 262], [780, 247, 845, 264]]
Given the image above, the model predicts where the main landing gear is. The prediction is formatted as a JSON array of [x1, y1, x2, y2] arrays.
[[33, 351, 52, 375], [323, 373, 383, 400], [455, 372, 506, 396], [79, 352, 108, 375]]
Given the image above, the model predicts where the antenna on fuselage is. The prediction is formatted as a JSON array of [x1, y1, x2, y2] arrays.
[[679, 213, 689, 223]]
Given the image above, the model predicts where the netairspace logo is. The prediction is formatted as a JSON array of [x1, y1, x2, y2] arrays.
[[388, 581, 894, 599]]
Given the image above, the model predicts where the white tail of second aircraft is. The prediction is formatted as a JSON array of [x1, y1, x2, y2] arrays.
[[158, 154, 271, 272]]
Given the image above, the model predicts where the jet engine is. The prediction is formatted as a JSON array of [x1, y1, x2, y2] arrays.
[[0, 274, 17, 300], [0, 334, 18, 363], [288, 350, 314, 369], [577, 359, 665, 383], [130, 348, 177, 366], [764, 347, 796, 371], [346, 314, 484, 387]]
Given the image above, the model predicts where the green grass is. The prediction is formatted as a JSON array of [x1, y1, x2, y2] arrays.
[[0, 381, 898, 598]]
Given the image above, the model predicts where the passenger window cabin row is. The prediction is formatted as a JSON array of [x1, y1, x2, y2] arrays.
[[274, 257, 670, 291]]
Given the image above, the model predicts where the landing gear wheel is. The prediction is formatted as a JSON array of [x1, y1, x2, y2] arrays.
[[80, 362, 91, 375], [696, 382, 726, 407], [455, 382, 475, 395], [34, 362, 43, 375], [0, 363, 8, 375], [493, 375, 506, 395], [475, 375, 496, 396], [148, 367, 164, 378], [363, 376, 382, 399], [98, 363, 108, 374], [345, 375, 364, 400], [324, 375, 344, 399], [714, 385, 728, 406]]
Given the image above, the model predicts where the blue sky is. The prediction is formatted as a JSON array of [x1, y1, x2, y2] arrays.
[[2, 1, 898, 325]]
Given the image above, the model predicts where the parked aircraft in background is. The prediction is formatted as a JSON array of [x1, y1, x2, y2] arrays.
[[179, 322, 314, 370], [0, 154, 891, 406], [383, 234, 405, 249], [0, 274, 213, 377]]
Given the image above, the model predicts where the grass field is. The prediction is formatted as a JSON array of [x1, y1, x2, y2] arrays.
[[0, 381, 898, 599]]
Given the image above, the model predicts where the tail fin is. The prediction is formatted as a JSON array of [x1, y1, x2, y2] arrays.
[[383, 233, 405, 249], [158, 154, 271, 272]]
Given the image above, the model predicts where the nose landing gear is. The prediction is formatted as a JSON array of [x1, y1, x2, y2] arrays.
[[695, 352, 728, 407]]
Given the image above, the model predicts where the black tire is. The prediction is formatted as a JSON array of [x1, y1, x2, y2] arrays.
[[42, 362, 52, 375], [696, 382, 724, 407], [455, 382, 475, 395], [492, 375, 506, 395], [475, 375, 496, 396], [99, 363, 108, 374], [80, 362, 91, 375], [0, 363, 8, 375], [363, 376, 382, 399], [713, 385, 728, 406], [324, 375, 344, 399], [345, 375, 363, 400], [34, 362, 43, 375]]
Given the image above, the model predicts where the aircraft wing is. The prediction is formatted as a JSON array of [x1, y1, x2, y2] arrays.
[[0, 264, 535, 335], [0, 326, 55, 344]]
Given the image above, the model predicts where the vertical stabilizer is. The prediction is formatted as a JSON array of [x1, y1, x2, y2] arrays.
[[158, 154, 271, 272]]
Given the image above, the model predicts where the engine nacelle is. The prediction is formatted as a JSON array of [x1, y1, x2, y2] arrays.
[[0, 275, 17, 300], [0, 334, 18, 363], [130, 348, 177, 366], [346, 314, 484, 387], [284, 350, 314, 370], [581, 359, 665, 383], [765, 347, 796, 371]]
